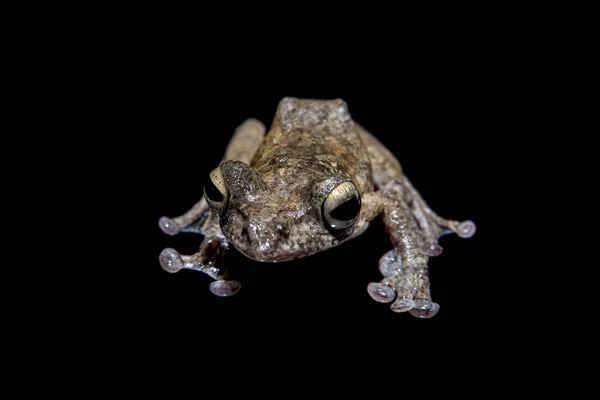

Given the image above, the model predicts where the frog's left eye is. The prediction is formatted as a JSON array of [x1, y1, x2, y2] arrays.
[[322, 181, 361, 231], [204, 167, 228, 215]]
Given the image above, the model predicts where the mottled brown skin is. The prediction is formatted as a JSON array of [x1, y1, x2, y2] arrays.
[[220, 98, 372, 262], [158, 97, 476, 317]]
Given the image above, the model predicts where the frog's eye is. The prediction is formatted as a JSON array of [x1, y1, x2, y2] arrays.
[[204, 167, 228, 215], [322, 181, 361, 231]]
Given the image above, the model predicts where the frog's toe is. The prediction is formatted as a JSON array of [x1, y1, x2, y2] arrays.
[[159, 247, 184, 273], [159, 216, 181, 235], [367, 282, 396, 303], [209, 280, 242, 297], [428, 242, 443, 257], [378, 250, 402, 277], [456, 220, 476, 238], [390, 297, 416, 313], [408, 299, 440, 318]]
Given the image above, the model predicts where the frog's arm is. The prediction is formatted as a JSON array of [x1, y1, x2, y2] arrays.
[[355, 125, 476, 317], [158, 119, 266, 297]]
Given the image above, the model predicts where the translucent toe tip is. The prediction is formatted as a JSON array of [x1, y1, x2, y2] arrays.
[[159, 248, 183, 273], [408, 300, 440, 318], [210, 280, 242, 297], [367, 282, 396, 303], [429, 243, 443, 257], [457, 220, 476, 238], [390, 298, 416, 313], [378, 250, 402, 278], [159, 217, 180, 235]]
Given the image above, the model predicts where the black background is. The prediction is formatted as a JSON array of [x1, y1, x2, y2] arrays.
[[107, 63, 497, 339], [66, 28, 515, 375], [7, 7, 556, 391]]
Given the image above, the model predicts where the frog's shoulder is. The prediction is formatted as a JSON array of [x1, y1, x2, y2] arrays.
[[272, 97, 353, 135]]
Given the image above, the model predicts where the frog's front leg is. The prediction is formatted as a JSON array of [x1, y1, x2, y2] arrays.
[[359, 193, 439, 317], [159, 212, 242, 297], [157, 118, 266, 296]]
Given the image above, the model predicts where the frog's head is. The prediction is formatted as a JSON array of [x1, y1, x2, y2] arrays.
[[203, 160, 362, 262]]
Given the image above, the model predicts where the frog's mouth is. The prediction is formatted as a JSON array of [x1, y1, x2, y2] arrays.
[[231, 241, 294, 263], [229, 232, 333, 263], [222, 214, 336, 263]]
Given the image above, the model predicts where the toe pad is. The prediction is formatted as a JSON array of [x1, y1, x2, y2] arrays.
[[159, 248, 183, 273], [367, 282, 396, 303], [209, 280, 242, 297], [159, 217, 181, 235]]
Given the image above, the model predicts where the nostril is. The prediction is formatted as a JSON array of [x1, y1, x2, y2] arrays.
[[276, 223, 289, 238], [242, 220, 260, 243], [271, 217, 290, 237]]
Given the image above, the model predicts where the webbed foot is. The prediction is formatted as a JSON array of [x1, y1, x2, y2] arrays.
[[367, 250, 439, 318], [158, 236, 240, 296]]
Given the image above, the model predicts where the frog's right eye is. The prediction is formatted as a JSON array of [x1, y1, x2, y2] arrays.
[[204, 167, 228, 214]]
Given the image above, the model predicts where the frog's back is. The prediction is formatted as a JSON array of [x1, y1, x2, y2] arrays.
[[250, 97, 373, 192]]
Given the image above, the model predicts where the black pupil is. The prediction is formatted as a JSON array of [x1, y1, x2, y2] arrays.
[[330, 196, 360, 221], [204, 178, 224, 202]]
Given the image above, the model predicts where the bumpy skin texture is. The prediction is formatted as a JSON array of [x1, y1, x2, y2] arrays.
[[159, 97, 476, 317], [221, 98, 371, 262]]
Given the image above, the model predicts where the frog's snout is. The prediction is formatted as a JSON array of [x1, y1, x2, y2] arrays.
[[241, 217, 289, 257]]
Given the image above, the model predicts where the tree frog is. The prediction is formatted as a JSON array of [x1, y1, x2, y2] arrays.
[[158, 97, 475, 318]]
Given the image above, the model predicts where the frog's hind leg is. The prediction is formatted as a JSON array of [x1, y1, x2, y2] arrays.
[[383, 178, 476, 257], [223, 118, 266, 165], [158, 118, 266, 236], [357, 124, 475, 255]]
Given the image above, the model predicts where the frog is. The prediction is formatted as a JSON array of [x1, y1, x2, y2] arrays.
[[158, 97, 475, 318]]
